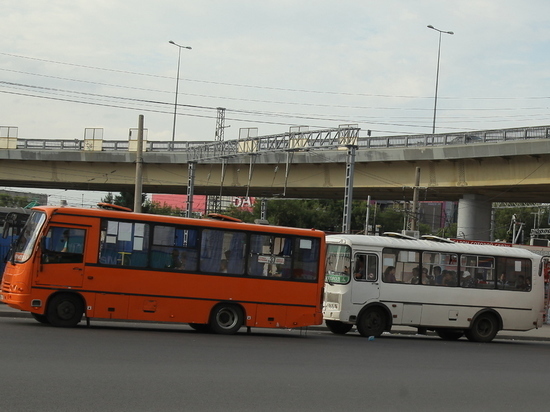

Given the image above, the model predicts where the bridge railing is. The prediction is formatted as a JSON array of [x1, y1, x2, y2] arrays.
[[6, 125, 550, 154], [358, 125, 550, 148]]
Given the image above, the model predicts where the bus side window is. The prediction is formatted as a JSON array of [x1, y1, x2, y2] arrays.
[[292, 238, 320, 281], [98, 220, 149, 267], [496, 257, 531, 291], [42, 227, 85, 264], [354, 254, 378, 282], [201, 229, 246, 275]]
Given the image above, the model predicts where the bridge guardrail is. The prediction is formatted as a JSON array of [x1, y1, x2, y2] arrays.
[[6, 125, 550, 158]]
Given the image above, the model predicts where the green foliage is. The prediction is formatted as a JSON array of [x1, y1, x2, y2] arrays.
[[114, 192, 135, 210], [101, 192, 115, 205], [143, 200, 184, 216], [266, 199, 343, 231], [221, 198, 413, 234], [0, 194, 34, 207], [103, 192, 185, 216], [436, 223, 457, 238], [222, 204, 258, 223], [493, 207, 541, 243], [373, 207, 405, 234]]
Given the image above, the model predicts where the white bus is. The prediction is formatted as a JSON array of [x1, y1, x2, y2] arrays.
[[323, 233, 546, 342]]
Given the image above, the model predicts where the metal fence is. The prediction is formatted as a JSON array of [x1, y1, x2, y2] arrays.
[[8, 125, 550, 157]]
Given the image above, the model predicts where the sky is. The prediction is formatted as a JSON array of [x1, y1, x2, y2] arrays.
[[2, 0, 550, 206]]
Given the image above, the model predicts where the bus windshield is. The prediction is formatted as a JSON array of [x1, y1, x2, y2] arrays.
[[13, 211, 46, 263], [326, 244, 351, 284]]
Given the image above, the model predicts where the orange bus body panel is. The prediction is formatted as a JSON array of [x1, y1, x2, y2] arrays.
[[1, 206, 325, 331]]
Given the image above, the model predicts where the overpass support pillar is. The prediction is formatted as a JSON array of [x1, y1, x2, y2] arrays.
[[456, 194, 491, 241]]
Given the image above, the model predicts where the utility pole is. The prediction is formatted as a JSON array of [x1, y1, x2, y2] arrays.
[[133, 115, 144, 213], [365, 195, 371, 235], [342, 145, 357, 234], [410, 167, 421, 231]]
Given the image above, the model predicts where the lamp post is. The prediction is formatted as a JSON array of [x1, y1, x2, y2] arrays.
[[427, 25, 453, 134], [169, 40, 192, 146]]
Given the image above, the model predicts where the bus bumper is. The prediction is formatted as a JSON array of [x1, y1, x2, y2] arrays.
[[0, 293, 30, 311]]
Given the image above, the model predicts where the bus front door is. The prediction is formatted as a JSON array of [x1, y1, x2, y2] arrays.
[[36, 227, 86, 288], [351, 253, 380, 304]]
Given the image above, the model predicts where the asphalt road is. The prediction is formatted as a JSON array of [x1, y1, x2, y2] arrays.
[[1, 316, 549, 412]]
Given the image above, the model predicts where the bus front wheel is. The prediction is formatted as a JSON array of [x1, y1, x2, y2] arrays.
[[46, 293, 84, 327], [325, 320, 353, 335], [465, 313, 499, 343], [357, 307, 386, 338], [209, 304, 244, 335]]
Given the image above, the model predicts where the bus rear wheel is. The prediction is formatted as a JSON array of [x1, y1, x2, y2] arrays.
[[435, 328, 464, 341], [357, 307, 386, 338], [465, 313, 499, 343], [209, 304, 244, 335], [46, 293, 84, 327], [325, 320, 353, 335]]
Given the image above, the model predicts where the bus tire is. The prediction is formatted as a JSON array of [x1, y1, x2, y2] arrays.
[[435, 328, 464, 341], [188, 323, 211, 333], [465, 313, 499, 343], [31, 312, 50, 324], [209, 303, 244, 335], [46, 293, 84, 328], [325, 320, 353, 335], [356, 307, 386, 338]]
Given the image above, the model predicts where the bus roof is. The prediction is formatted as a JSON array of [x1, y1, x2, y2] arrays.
[[31, 205, 325, 238], [326, 234, 541, 259]]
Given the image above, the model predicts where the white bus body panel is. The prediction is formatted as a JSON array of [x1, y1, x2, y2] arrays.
[[324, 235, 545, 333]]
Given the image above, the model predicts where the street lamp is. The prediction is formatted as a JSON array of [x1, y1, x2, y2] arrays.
[[169, 40, 192, 146], [427, 25, 453, 134]]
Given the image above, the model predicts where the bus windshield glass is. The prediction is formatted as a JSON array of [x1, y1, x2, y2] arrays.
[[13, 211, 46, 263], [326, 244, 351, 284]]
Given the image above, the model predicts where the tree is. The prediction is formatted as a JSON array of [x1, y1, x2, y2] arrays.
[[143, 199, 184, 216], [493, 207, 539, 243], [0, 194, 32, 208], [101, 192, 115, 205], [102, 192, 149, 212]]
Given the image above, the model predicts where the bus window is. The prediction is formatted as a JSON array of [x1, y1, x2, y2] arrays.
[[98, 220, 150, 267], [248, 234, 292, 278], [151, 225, 199, 271], [421, 252, 458, 287], [460, 255, 495, 289], [497, 257, 531, 291], [42, 227, 86, 264], [383, 248, 420, 284], [354, 254, 378, 282], [200, 229, 246, 275], [291, 237, 320, 281]]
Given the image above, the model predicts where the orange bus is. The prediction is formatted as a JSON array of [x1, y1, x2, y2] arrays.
[[0, 204, 325, 334]]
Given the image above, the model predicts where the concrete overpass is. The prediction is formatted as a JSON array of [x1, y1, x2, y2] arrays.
[[1, 124, 550, 240]]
